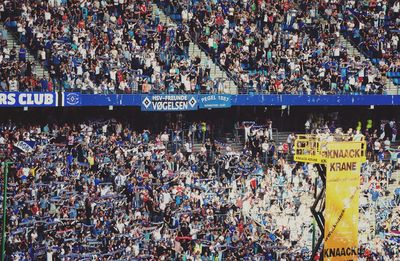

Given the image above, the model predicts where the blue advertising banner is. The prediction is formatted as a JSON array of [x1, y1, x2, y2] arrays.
[[62, 93, 140, 106], [198, 94, 231, 108], [59, 93, 400, 107], [141, 94, 198, 111], [0, 92, 58, 107], [231, 94, 399, 106]]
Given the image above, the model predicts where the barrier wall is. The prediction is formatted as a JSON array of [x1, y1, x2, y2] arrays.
[[63, 93, 400, 109], [0, 92, 399, 108]]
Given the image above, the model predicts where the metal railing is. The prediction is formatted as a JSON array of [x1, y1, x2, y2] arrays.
[[294, 134, 366, 164]]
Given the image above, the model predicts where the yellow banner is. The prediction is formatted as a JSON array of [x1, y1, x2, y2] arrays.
[[324, 143, 361, 260], [323, 142, 366, 163]]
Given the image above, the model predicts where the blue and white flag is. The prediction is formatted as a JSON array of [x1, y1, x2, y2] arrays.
[[14, 141, 36, 153]]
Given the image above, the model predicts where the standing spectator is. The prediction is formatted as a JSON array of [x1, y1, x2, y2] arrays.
[[18, 44, 26, 62], [40, 76, 48, 92], [305, 119, 311, 134], [287, 133, 295, 152]]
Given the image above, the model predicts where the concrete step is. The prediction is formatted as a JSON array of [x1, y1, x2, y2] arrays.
[[386, 81, 399, 95], [154, 4, 238, 94], [152, 4, 237, 93], [1, 24, 49, 78], [192, 142, 243, 153], [338, 34, 394, 93], [226, 81, 237, 94]]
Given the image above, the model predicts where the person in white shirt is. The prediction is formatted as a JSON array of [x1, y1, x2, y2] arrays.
[[261, 141, 269, 164], [393, 1, 400, 14], [243, 122, 254, 143], [160, 131, 169, 145], [286, 133, 295, 152], [374, 139, 381, 161], [46, 248, 53, 261], [305, 119, 311, 133], [8, 78, 19, 91], [353, 130, 364, 141], [384, 138, 391, 150], [184, 142, 192, 156]]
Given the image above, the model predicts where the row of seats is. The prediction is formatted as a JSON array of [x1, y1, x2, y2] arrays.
[[387, 71, 400, 85]]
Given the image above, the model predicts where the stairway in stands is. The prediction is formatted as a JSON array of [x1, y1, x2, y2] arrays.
[[338, 35, 397, 95], [191, 132, 243, 153], [192, 141, 243, 153], [153, 4, 238, 94], [187, 42, 238, 94], [190, 130, 292, 154], [0, 24, 49, 79]]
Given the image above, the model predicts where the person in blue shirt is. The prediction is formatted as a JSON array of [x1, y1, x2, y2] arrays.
[[395, 182, 400, 205], [142, 129, 150, 143], [19, 45, 27, 62], [40, 77, 48, 92], [377, 148, 385, 162]]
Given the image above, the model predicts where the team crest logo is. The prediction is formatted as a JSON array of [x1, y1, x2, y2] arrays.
[[66, 93, 80, 105]]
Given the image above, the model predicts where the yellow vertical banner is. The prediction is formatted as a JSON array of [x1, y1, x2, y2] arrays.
[[323, 142, 363, 260]]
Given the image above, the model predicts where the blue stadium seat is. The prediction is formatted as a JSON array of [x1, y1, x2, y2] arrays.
[[371, 59, 380, 65]]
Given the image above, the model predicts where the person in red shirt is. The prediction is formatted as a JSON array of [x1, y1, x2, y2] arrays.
[[238, 221, 244, 234], [274, 79, 283, 93], [139, 3, 147, 18], [77, 20, 85, 29], [118, 70, 124, 82], [216, 14, 224, 26], [117, 16, 123, 26], [282, 142, 289, 156], [283, 1, 291, 11], [47, 81, 53, 92], [157, 23, 163, 33], [31, 204, 39, 216]]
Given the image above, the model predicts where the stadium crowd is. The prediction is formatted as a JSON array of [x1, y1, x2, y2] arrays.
[[0, 118, 399, 260], [0, 0, 223, 94], [162, 0, 390, 94], [339, 0, 400, 72], [0, 0, 399, 94], [0, 36, 37, 92]]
